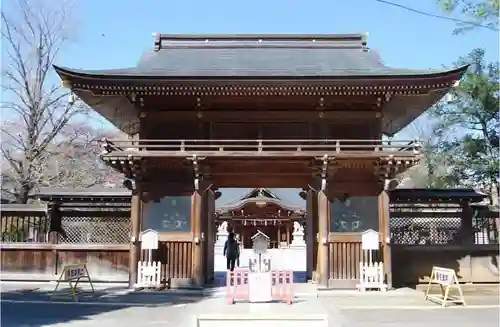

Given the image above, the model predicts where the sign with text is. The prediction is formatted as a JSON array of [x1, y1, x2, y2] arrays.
[[52, 263, 95, 301], [140, 229, 159, 250], [361, 229, 380, 250], [251, 230, 270, 255], [65, 265, 86, 280], [424, 266, 465, 307]]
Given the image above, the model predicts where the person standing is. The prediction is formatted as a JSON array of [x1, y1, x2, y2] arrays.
[[223, 232, 239, 271]]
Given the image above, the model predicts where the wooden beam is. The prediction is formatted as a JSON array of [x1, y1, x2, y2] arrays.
[[212, 175, 311, 188], [143, 110, 380, 122]]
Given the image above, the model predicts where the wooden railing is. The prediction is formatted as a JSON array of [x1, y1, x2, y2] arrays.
[[100, 138, 421, 157], [1, 205, 49, 243]]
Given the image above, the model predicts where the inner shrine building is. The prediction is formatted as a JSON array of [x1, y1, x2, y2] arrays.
[[216, 188, 306, 249], [54, 33, 467, 288]]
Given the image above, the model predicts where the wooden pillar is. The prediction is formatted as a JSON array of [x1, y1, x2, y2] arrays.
[[317, 190, 330, 288], [306, 189, 317, 280], [192, 191, 203, 287], [205, 189, 216, 284], [460, 200, 474, 282], [378, 191, 392, 289], [128, 187, 142, 288], [286, 224, 290, 245], [461, 201, 474, 244]]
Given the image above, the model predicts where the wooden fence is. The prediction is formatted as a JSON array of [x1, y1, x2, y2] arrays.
[[0, 204, 130, 282], [390, 203, 499, 286]]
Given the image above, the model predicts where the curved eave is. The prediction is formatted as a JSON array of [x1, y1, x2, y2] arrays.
[[217, 197, 305, 214], [53, 64, 469, 83]]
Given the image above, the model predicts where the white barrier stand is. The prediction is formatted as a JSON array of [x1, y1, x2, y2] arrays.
[[356, 229, 387, 292], [136, 260, 162, 288], [135, 229, 162, 289], [425, 266, 466, 307], [51, 263, 95, 301], [357, 261, 387, 292]]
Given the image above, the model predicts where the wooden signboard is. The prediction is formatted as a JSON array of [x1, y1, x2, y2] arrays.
[[251, 230, 270, 255], [424, 266, 466, 307], [140, 229, 159, 250], [361, 229, 379, 251], [51, 263, 95, 301]]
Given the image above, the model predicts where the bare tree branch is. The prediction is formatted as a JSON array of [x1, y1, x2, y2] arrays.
[[0, 0, 116, 203]]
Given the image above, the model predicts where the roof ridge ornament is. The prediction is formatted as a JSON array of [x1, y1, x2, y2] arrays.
[[153, 32, 161, 52]]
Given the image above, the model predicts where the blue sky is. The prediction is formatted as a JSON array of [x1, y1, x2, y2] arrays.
[[5, 0, 498, 203]]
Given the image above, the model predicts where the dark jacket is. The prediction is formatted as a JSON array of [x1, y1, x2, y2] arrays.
[[224, 236, 239, 259]]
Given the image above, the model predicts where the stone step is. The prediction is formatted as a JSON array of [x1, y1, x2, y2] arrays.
[[197, 314, 328, 327]]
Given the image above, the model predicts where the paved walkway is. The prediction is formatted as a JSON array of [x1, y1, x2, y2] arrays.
[[1, 282, 499, 327]]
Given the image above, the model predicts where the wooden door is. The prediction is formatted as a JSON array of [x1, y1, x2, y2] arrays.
[[328, 196, 382, 288], [141, 195, 195, 285]]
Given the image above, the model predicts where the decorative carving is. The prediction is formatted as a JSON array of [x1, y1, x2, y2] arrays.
[[331, 196, 378, 232], [142, 196, 192, 232]]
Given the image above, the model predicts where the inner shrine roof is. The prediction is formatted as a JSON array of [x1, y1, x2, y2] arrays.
[[54, 34, 467, 79], [217, 188, 305, 213]]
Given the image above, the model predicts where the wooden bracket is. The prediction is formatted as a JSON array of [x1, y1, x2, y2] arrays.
[[319, 154, 329, 191], [187, 155, 211, 191], [187, 155, 201, 190], [308, 155, 336, 192]]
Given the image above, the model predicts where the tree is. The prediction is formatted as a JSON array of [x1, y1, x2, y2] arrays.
[[35, 124, 126, 189], [397, 115, 461, 188], [1, 122, 126, 201], [0, 0, 86, 203], [1, 0, 126, 203], [438, 0, 499, 33], [432, 48, 499, 204]]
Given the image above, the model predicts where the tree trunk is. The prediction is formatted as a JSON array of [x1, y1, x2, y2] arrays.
[[490, 182, 499, 206], [17, 184, 31, 204]]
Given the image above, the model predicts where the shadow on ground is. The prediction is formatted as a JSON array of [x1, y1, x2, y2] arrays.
[[0, 284, 212, 327]]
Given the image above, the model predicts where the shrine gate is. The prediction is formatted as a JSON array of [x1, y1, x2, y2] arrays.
[[54, 34, 466, 288]]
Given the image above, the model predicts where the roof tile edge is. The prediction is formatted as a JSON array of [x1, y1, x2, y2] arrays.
[[153, 33, 369, 51]]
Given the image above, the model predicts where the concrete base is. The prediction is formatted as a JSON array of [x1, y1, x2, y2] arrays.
[[197, 314, 328, 327], [356, 283, 388, 292]]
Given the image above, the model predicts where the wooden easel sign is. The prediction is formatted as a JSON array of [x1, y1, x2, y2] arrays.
[[424, 266, 466, 307], [51, 263, 95, 301]]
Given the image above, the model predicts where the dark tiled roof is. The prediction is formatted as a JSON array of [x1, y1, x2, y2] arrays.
[[54, 34, 463, 78], [217, 188, 304, 212], [389, 188, 487, 203], [0, 204, 47, 213], [32, 187, 131, 203]]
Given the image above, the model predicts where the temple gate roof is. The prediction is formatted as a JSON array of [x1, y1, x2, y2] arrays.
[[55, 34, 466, 78]]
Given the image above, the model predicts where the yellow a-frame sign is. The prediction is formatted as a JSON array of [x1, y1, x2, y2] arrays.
[[51, 263, 95, 301], [424, 266, 466, 307]]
